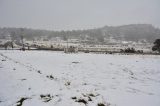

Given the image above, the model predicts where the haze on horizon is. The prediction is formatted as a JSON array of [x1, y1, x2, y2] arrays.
[[0, 0, 160, 31]]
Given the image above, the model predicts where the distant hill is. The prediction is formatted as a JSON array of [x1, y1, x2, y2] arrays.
[[0, 24, 160, 43], [101, 24, 160, 42]]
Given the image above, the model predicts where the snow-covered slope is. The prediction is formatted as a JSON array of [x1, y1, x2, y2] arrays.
[[0, 50, 160, 106]]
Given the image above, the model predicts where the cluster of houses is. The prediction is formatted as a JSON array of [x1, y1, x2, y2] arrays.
[[0, 34, 153, 53]]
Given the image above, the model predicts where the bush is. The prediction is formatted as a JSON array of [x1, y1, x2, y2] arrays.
[[123, 47, 136, 53], [152, 39, 160, 53]]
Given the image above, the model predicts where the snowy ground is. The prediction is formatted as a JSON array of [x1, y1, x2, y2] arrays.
[[0, 50, 160, 106]]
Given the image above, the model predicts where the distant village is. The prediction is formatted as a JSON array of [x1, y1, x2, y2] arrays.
[[0, 33, 153, 54]]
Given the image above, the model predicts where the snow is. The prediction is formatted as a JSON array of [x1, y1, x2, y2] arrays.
[[0, 50, 160, 106]]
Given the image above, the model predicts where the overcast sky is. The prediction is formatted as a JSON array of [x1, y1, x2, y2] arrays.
[[0, 0, 160, 30]]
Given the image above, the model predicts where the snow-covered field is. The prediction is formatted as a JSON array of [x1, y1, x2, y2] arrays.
[[0, 50, 160, 106]]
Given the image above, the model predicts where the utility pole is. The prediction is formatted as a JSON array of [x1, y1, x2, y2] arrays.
[[20, 28, 25, 51], [67, 38, 68, 50], [65, 35, 69, 53], [21, 35, 24, 48]]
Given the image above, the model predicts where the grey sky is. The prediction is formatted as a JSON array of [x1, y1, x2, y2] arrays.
[[0, 0, 160, 30]]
